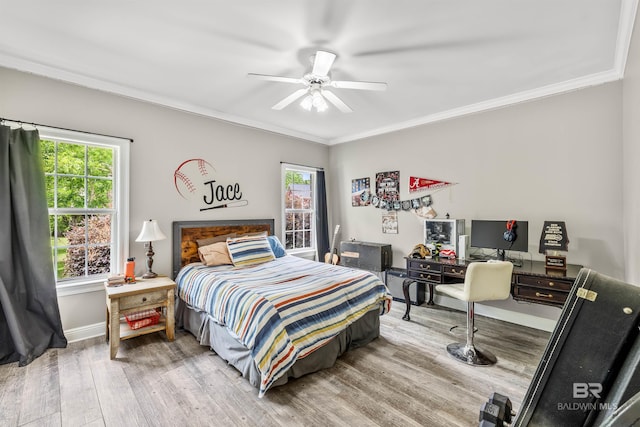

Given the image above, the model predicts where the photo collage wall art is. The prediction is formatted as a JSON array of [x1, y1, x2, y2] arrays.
[[351, 172, 458, 233], [353, 171, 433, 213]]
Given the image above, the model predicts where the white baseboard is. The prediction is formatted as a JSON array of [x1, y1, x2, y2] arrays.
[[64, 321, 106, 343], [435, 295, 558, 332]]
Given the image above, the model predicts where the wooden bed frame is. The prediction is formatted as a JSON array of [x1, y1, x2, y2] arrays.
[[171, 219, 274, 278]]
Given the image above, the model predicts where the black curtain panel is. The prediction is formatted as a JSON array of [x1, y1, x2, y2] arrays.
[[315, 169, 330, 262], [0, 125, 67, 366]]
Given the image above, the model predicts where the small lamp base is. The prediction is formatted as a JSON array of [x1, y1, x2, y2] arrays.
[[142, 271, 158, 279]]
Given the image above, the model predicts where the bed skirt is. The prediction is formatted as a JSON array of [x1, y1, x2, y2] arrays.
[[175, 298, 381, 391]]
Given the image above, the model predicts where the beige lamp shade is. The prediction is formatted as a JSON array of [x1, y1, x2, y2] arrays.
[[135, 220, 167, 242]]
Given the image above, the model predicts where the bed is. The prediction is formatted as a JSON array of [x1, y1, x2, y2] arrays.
[[172, 219, 392, 397]]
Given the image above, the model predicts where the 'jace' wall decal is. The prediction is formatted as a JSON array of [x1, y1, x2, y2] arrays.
[[173, 158, 247, 211]]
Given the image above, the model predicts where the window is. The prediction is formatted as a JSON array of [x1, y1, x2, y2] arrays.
[[40, 127, 129, 292], [282, 165, 316, 254]]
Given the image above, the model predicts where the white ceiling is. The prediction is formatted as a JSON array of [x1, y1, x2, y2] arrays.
[[0, 1, 637, 145]]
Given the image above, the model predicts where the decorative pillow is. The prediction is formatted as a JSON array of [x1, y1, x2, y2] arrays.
[[198, 242, 233, 266], [196, 233, 236, 248], [240, 231, 268, 238], [267, 235, 286, 258], [226, 235, 275, 267]]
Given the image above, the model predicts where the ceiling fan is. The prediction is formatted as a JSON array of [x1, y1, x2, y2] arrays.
[[248, 50, 387, 113]]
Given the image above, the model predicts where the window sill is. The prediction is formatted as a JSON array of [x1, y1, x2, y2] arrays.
[[56, 279, 105, 297], [286, 249, 317, 261]]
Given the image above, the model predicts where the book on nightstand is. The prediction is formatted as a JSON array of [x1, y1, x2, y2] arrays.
[[106, 274, 126, 286]]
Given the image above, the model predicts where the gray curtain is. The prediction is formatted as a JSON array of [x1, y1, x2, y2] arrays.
[[315, 169, 330, 262], [0, 125, 67, 366]]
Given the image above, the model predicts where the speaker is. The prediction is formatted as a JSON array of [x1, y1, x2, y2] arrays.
[[458, 235, 470, 260], [504, 220, 517, 242], [385, 268, 425, 305]]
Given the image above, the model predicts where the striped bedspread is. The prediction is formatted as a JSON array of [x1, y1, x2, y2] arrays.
[[176, 255, 392, 397]]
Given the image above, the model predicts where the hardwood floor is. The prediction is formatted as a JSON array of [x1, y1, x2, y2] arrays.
[[0, 302, 550, 427]]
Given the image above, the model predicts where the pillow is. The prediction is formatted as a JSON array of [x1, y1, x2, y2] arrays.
[[267, 235, 286, 258], [226, 235, 275, 267], [198, 242, 233, 266], [240, 231, 268, 238], [196, 233, 236, 248]]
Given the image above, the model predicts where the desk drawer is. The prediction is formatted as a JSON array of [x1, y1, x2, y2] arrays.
[[119, 290, 168, 311], [443, 265, 466, 278], [407, 259, 442, 273], [407, 270, 441, 283], [513, 285, 568, 305], [516, 275, 574, 291]]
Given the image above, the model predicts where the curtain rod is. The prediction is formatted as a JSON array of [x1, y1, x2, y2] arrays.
[[0, 117, 134, 143], [280, 161, 324, 171]]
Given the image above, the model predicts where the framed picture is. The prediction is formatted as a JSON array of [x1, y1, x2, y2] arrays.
[[351, 177, 371, 207], [382, 211, 398, 234], [375, 171, 400, 202]]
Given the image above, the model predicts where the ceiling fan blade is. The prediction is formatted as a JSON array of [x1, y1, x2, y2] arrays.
[[272, 89, 308, 110], [330, 80, 387, 91], [353, 35, 511, 58], [247, 73, 303, 84], [321, 90, 353, 113], [312, 50, 336, 77]]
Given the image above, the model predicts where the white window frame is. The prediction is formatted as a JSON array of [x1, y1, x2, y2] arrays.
[[40, 127, 130, 296], [281, 164, 317, 258]]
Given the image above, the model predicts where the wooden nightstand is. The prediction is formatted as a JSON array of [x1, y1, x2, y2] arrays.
[[104, 276, 176, 359]]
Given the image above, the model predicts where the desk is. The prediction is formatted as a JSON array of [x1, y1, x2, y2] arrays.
[[402, 257, 582, 321]]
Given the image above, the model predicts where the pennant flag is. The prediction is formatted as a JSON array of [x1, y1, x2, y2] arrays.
[[408, 176, 456, 193]]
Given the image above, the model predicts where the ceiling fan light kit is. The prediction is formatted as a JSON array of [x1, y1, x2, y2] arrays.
[[301, 89, 328, 112], [248, 49, 387, 113]]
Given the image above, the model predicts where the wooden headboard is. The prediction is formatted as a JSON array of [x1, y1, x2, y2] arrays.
[[171, 219, 274, 278]]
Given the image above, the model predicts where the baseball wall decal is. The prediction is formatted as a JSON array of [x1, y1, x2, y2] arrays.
[[174, 158, 216, 199], [174, 158, 247, 211]]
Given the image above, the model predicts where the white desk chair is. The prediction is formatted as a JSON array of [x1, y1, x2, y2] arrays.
[[435, 260, 514, 366]]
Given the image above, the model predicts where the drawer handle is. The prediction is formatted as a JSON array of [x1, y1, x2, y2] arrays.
[[420, 265, 430, 270], [549, 282, 554, 287], [142, 297, 147, 302], [535, 292, 553, 298]]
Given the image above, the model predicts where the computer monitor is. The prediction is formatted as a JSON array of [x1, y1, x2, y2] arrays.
[[470, 219, 529, 260]]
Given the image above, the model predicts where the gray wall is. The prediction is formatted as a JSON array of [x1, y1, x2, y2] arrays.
[[329, 83, 624, 277], [623, 8, 640, 285], [328, 82, 625, 327], [0, 66, 329, 334]]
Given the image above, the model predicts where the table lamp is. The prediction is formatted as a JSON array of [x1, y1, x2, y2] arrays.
[[135, 219, 167, 278]]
